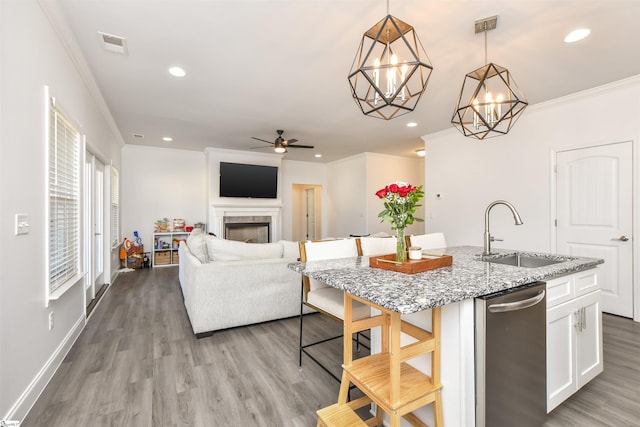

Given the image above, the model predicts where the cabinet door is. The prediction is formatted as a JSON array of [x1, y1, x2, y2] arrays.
[[547, 299, 578, 412], [577, 291, 603, 388]]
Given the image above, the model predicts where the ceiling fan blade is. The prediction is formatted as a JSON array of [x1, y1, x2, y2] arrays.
[[251, 136, 274, 145], [289, 144, 314, 149], [284, 138, 298, 145]]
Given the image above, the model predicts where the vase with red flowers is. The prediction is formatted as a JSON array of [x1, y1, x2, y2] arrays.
[[375, 182, 425, 262]]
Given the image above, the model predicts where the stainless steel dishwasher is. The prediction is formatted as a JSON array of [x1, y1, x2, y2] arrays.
[[475, 281, 547, 427]]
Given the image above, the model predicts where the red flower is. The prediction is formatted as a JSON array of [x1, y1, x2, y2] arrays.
[[388, 183, 399, 193], [398, 186, 410, 197], [375, 188, 388, 198]]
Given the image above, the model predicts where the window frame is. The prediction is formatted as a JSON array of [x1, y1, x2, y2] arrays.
[[47, 95, 84, 301]]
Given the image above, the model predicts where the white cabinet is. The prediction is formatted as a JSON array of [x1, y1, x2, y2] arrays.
[[546, 269, 602, 412], [153, 232, 188, 267]]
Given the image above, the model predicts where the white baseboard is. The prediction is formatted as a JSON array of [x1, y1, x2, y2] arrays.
[[3, 314, 85, 423]]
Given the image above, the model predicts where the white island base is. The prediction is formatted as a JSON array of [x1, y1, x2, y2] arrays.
[[370, 268, 602, 426]]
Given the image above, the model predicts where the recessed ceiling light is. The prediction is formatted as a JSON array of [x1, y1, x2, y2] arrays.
[[416, 149, 426, 157], [407, 122, 418, 128], [168, 66, 186, 77], [564, 29, 591, 43], [162, 137, 173, 142], [314, 154, 322, 158]]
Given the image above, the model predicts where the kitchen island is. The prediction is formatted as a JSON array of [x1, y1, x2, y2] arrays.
[[290, 246, 604, 426]]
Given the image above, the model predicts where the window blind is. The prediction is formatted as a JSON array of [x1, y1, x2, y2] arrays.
[[111, 165, 120, 248], [49, 105, 81, 293]]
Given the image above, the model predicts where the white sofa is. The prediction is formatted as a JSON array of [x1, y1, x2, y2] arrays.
[[178, 229, 304, 336]]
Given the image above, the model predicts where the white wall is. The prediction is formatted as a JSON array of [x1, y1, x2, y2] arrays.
[[364, 152, 425, 236], [325, 153, 425, 238], [0, 1, 123, 421], [326, 155, 368, 237], [121, 145, 206, 248], [423, 76, 640, 253]]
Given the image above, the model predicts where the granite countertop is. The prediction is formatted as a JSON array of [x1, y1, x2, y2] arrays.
[[288, 246, 604, 314]]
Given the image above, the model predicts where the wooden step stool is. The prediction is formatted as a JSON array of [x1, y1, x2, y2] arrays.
[[317, 395, 379, 427], [316, 404, 367, 427], [317, 293, 443, 427]]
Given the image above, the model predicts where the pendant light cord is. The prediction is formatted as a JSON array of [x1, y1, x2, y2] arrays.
[[484, 21, 488, 64]]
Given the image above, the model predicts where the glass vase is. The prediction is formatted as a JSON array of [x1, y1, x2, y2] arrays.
[[396, 227, 407, 263]]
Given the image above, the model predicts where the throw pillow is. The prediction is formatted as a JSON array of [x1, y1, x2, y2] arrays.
[[186, 229, 210, 263]]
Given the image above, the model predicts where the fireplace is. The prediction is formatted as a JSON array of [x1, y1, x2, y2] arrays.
[[210, 205, 282, 242], [223, 216, 271, 243]]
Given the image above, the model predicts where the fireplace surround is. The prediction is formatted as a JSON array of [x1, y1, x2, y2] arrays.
[[209, 205, 282, 242]]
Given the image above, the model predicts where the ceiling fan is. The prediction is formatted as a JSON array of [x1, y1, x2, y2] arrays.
[[251, 129, 314, 153]]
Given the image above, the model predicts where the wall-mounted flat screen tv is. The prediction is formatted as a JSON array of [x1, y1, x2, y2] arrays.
[[219, 162, 278, 198]]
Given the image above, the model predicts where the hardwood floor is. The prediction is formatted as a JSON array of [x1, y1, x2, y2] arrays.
[[22, 267, 640, 427]]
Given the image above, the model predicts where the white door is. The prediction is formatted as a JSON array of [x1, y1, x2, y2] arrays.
[[556, 141, 633, 317], [306, 188, 316, 240], [84, 152, 105, 308]]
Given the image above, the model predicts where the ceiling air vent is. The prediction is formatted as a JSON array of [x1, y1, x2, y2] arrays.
[[98, 31, 129, 55]]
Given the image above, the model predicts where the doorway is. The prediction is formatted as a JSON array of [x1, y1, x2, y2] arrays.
[[84, 151, 107, 314], [292, 184, 322, 241], [555, 141, 634, 318]]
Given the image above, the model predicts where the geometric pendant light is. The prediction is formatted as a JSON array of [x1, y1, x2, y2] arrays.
[[348, 2, 433, 120], [451, 16, 528, 139]]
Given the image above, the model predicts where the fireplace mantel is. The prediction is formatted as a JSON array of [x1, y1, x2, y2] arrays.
[[209, 204, 282, 242]]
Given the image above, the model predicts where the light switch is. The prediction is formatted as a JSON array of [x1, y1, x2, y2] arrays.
[[15, 214, 30, 235]]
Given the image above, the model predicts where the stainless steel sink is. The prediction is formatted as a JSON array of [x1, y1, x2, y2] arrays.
[[483, 253, 567, 268]]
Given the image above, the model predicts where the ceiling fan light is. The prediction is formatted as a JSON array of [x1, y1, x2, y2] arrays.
[[274, 141, 287, 153]]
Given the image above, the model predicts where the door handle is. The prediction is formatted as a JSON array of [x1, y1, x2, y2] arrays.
[[488, 290, 545, 313], [614, 235, 629, 241]]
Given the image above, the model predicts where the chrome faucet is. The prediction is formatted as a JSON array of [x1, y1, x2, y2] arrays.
[[483, 200, 524, 255]]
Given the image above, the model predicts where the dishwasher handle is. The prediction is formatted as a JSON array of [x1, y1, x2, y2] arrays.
[[488, 290, 546, 313]]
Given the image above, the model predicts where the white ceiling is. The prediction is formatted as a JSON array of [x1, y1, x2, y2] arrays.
[[53, 0, 640, 162]]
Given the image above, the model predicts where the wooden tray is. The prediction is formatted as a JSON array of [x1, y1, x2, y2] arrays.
[[369, 253, 453, 274]]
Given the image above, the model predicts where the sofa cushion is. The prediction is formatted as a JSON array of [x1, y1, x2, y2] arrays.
[[278, 240, 300, 260], [186, 228, 210, 263], [207, 238, 284, 261]]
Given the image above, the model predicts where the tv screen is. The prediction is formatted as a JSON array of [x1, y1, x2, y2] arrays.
[[219, 162, 278, 198]]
